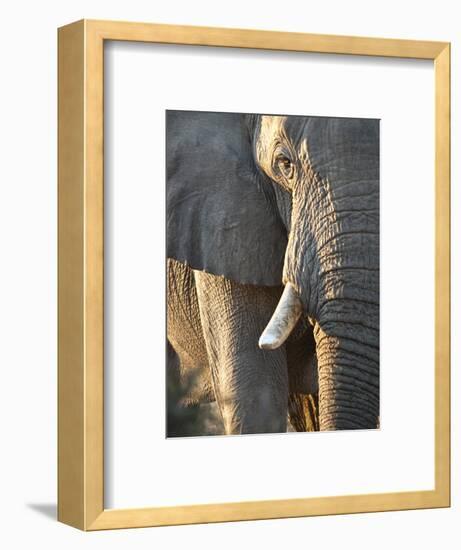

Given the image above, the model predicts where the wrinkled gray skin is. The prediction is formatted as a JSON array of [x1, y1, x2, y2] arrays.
[[167, 258, 318, 434], [167, 110, 379, 433]]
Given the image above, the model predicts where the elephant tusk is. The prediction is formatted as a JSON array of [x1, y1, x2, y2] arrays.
[[258, 283, 303, 350]]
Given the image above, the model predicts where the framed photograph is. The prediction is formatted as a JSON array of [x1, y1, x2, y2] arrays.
[[58, 20, 450, 530]]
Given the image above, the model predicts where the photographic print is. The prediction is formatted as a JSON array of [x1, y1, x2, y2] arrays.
[[166, 110, 379, 437], [57, 21, 450, 528]]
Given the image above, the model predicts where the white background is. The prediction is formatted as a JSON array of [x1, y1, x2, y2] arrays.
[[0, 0, 458, 548], [105, 43, 434, 508]]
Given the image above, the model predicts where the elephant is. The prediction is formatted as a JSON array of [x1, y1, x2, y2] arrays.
[[166, 109, 379, 434]]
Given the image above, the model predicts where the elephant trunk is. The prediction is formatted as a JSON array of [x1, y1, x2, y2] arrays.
[[313, 301, 379, 430], [258, 271, 379, 430]]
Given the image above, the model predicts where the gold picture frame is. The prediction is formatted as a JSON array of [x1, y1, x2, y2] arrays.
[[58, 19, 451, 530]]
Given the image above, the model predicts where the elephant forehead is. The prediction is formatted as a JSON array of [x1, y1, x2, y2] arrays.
[[283, 117, 380, 160], [259, 115, 286, 138], [256, 116, 286, 163]]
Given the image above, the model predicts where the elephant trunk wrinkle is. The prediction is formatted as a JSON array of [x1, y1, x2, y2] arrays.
[[314, 324, 379, 431]]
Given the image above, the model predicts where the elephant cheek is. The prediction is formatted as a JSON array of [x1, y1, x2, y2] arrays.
[[280, 188, 320, 319]]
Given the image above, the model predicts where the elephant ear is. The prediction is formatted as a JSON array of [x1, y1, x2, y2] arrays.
[[166, 111, 287, 286]]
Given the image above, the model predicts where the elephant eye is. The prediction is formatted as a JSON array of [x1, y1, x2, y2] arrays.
[[276, 154, 294, 179]]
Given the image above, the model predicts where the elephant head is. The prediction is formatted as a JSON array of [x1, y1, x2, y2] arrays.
[[167, 110, 379, 432], [254, 115, 380, 430]]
